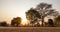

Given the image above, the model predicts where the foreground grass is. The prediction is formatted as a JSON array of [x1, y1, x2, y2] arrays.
[[0, 27, 60, 32]]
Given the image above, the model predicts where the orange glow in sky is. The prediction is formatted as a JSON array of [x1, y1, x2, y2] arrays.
[[0, 0, 60, 24]]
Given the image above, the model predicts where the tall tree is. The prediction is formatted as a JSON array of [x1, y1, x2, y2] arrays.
[[26, 3, 59, 27], [26, 8, 41, 26], [35, 2, 59, 26]]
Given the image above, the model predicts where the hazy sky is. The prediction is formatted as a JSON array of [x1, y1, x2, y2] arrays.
[[0, 0, 60, 24]]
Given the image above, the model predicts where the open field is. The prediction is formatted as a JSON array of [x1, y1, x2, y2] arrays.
[[0, 27, 60, 32]]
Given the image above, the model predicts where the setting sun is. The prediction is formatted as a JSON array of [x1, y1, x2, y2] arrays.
[[0, 0, 60, 27], [20, 14, 28, 25], [21, 17, 27, 25]]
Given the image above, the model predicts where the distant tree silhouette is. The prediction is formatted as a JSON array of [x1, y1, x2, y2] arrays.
[[0, 21, 7, 27], [11, 17, 21, 27], [48, 19, 54, 27], [26, 8, 41, 26]]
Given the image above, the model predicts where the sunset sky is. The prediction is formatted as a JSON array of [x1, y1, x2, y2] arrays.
[[0, 0, 60, 24]]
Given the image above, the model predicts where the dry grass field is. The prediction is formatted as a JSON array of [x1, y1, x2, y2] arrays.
[[0, 27, 60, 32]]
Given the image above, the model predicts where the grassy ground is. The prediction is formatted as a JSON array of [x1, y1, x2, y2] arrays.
[[0, 27, 60, 32]]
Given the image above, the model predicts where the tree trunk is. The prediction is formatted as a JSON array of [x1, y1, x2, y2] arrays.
[[42, 16, 44, 27]]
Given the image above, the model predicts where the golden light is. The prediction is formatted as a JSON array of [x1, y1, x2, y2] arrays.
[[19, 9, 28, 25], [21, 14, 28, 25], [17, 6, 30, 25], [44, 16, 55, 22]]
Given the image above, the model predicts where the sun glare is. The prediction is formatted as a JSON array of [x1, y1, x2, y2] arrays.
[[18, 7, 30, 25], [21, 14, 28, 25], [19, 11, 28, 25]]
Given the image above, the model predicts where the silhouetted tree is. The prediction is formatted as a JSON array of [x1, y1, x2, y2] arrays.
[[26, 8, 41, 26], [0, 21, 7, 27], [35, 2, 59, 26], [26, 2, 59, 27], [11, 17, 21, 27], [55, 15, 60, 27], [48, 19, 54, 27]]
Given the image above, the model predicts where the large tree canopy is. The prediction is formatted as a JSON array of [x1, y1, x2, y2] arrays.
[[26, 3, 59, 27], [26, 8, 41, 26], [35, 3, 59, 17], [35, 3, 59, 26]]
